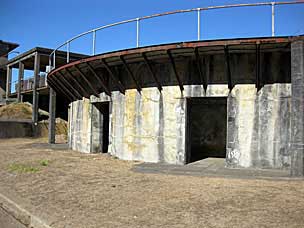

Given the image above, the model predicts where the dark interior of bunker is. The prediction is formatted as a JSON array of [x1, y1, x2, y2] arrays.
[[93, 102, 110, 153], [186, 97, 227, 163]]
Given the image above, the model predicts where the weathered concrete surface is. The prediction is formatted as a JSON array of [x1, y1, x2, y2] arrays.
[[69, 98, 91, 153], [226, 84, 291, 169], [0, 191, 51, 228], [132, 158, 292, 180], [69, 96, 111, 153], [69, 83, 292, 169], [67, 47, 294, 169], [290, 40, 304, 176], [0, 120, 33, 138], [0, 207, 27, 228]]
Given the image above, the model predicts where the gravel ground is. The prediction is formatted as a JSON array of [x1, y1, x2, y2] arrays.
[[0, 138, 304, 228]]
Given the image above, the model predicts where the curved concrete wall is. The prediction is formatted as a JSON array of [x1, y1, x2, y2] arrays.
[[68, 83, 291, 169]]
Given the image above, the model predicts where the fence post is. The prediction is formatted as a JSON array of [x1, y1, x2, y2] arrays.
[[136, 18, 140, 47], [92, 30, 96, 55], [53, 51, 56, 68], [271, 2, 275, 37], [67, 42, 70, 63], [197, 8, 201, 41]]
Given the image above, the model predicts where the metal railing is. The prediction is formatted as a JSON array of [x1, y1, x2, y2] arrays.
[[49, 1, 304, 69], [10, 74, 47, 94]]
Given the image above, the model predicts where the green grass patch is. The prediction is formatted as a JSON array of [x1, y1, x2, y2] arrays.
[[8, 159, 51, 174], [9, 163, 39, 173], [40, 159, 49, 166]]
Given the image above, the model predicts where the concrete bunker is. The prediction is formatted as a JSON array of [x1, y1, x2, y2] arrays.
[[186, 97, 227, 163], [48, 36, 304, 176]]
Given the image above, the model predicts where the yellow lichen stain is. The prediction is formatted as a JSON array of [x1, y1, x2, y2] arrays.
[[123, 89, 138, 154], [141, 88, 158, 137], [124, 141, 146, 152]]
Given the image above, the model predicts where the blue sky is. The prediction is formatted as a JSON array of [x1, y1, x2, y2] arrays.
[[1, 0, 304, 58]]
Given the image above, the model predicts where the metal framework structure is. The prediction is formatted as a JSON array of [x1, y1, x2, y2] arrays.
[[47, 35, 304, 102], [49, 1, 304, 69]]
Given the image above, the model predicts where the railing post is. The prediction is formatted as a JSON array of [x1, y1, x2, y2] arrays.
[[53, 51, 56, 69], [92, 30, 96, 55], [136, 18, 140, 48], [271, 2, 275, 37], [6, 66, 12, 99], [49, 55, 51, 70], [197, 8, 201, 41], [67, 42, 70, 63]]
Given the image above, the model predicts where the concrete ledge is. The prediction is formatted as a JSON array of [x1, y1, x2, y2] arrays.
[[0, 192, 51, 228], [132, 158, 304, 181], [0, 119, 33, 138]]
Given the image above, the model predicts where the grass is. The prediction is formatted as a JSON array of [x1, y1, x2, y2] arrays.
[[40, 159, 49, 166], [9, 163, 39, 173], [8, 159, 50, 173]]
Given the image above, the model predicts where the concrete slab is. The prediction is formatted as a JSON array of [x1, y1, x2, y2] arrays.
[[132, 158, 294, 180], [0, 207, 27, 228], [0, 191, 51, 228], [30, 143, 69, 150]]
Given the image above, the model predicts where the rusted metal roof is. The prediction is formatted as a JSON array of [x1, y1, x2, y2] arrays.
[[47, 35, 303, 101]]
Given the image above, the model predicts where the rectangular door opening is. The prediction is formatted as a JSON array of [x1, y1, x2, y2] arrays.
[[186, 97, 227, 163], [93, 102, 110, 153]]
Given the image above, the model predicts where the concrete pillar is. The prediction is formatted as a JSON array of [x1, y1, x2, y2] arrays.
[[290, 40, 304, 176], [5, 66, 12, 99], [17, 61, 24, 102], [48, 87, 56, 144], [32, 53, 40, 125]]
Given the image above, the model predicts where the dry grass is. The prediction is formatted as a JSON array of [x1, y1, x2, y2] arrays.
[[0, 138, 303, 228], [0, 102, 68, 139], [0, 102, 32, 119]]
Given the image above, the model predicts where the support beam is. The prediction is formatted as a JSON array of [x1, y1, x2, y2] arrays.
[[47, 79, 62, 97], [32, 53, 40, 130], [255, 44, 261, 91], [101, 58, 125, 94], [142, 53, 162, 92], [48, 87, 56, 144], [86, 62, 111, 96], [49, 76, 75, 101], [167, 50, 184, 91], [224, 46, 233, 91], [57, 71, 83, 99], [5, 66, 12, 99], [290, 40, 304, 176], [74, 65, 99, 96], [17, 61, 24, 102], [65, 68, 90, 97], [194, 47, 207, 91], [120, 56, 141, 93]]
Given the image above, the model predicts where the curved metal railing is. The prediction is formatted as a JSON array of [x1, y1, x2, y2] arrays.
[[49, 1, 304, 69]]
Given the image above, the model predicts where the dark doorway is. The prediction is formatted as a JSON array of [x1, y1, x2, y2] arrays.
[[186, 97, 227, 163], [93, 102, 110, 153]]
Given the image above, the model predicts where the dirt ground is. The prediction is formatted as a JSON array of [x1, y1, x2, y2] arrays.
[[0, 138, 304, 228]]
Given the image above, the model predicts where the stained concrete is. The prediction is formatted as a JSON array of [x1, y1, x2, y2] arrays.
[[0, 120, 33, 138], [290, 40, 304, 176], [67, 45, 299, 171], [226, 84, 291, 169], [132, 158, 292, 180], [69, 83, 292, 169], [0, 207, 27, 228]]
